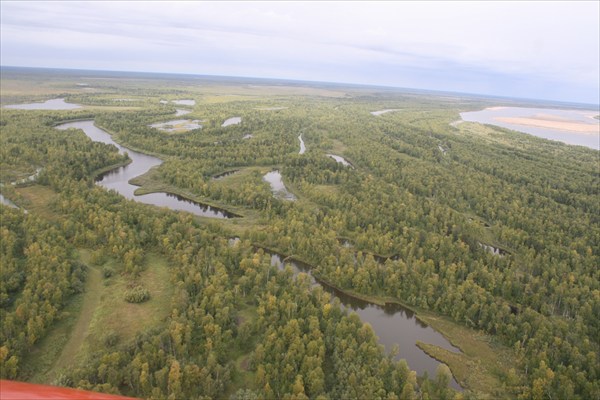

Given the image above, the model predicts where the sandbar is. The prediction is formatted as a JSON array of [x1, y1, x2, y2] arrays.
[[494, 116, 599, 134]]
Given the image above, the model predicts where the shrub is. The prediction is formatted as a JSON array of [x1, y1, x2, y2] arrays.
[[102, 267, 114, 278], [124, 285, 150, 303]]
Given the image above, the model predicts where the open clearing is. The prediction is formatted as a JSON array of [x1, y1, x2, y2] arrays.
[[79, 251, 173, 358]]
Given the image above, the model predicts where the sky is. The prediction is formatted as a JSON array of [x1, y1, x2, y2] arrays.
[[1, 1, 599, 105]]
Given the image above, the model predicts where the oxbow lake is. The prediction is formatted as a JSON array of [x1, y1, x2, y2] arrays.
[[44, 115, 463, 389], [55, 120, 235, 218], [269, 253, 462, 390]]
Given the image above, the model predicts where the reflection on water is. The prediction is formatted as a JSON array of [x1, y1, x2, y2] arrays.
[[268, 252, 461, 389], [298, 135, 306, 154], [5, 98, 81, 110], [0, 194, 18, 209], [222, 117, 242, 127], [371, 109, 401, 116], [149, 119, 202, 133], [326, 154, 352, 167], [55, 120, 234, 218], [172, 99, 195, 106], [213, 170, 239, 180], [263, 170, 296, 201], [175, 109, 191, 116], [460, 107, 599, 149]]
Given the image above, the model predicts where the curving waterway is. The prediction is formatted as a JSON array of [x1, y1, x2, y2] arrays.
[[298, 134, 306, 154], [55, 120, 235, 218], [263, 170, 296, 201], [326, 154, 352, 167], [222, 117, 242, 127], [268, 252, 462, 390], [53, 118, 461, 389]]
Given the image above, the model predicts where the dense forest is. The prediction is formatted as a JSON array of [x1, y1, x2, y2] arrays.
[[1, 68, 598, 399]]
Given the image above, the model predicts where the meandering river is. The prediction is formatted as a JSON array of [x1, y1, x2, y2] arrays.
[[268, 252, 462, 389], [52, 119, 461, 389], [55, 120, 235, 218]]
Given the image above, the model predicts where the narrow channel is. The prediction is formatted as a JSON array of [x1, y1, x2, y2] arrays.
[[267, 251, 462, 390], [298, 134, 306, 154], [55, 120, 235, 218]]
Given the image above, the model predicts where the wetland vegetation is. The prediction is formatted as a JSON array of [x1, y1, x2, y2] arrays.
[[1, 67, 598, 399]]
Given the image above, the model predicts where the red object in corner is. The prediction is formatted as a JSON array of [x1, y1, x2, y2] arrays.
[[0, 380, 139, 400]]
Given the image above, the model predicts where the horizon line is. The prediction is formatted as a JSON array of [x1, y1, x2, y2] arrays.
[[2, 64, 599, 109]]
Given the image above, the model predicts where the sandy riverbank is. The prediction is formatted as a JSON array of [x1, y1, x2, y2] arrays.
[[494, 116, 599, 134]]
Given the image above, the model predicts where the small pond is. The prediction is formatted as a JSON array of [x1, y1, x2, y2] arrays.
[[222, 117, 242, 127], [175, 109, 192, 116], [371, 109, 401, 116], [172, 99, 196, 106], [263, 170, 296, 201], [0, 194, 19, 209], [326, 154, 352, 167], [149, 119, 202, 133]]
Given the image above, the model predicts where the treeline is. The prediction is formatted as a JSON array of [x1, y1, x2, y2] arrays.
[[1, 88, 598, 399], [1, 106, 453, 398], [0, 206, 86, 379]]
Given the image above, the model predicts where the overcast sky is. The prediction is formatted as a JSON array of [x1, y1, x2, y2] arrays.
[[1, 1, 598, 104]]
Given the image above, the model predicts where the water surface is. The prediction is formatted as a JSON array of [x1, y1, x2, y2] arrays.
[[326, 154, 352, 167], [371, 109, 401, 116], [172, 99, 196, 106], [263, 170, 296, 200], [55, 120, 234, 218], [222, 117, 242, 127], [149, 119, 202, 133], [0, 194, 18, 209], [175, 109, 191, 116], [213, 170, 239, 180], [5, 98, 81, 110], [298, 135, 306, 154], [460, 107, 599, 149], [269, 253, 461, 389]]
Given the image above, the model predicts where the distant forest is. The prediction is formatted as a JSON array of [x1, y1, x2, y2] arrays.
[[1, 68, 598, 399]]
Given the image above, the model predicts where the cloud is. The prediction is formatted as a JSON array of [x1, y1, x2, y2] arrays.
[[1, 1, 598, 103]]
